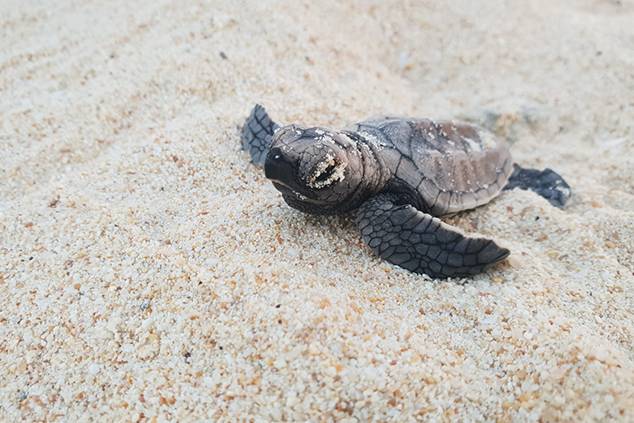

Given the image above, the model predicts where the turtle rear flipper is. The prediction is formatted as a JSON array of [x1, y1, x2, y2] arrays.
[[356, 193, 509, 279], [504, 164, 571, 208], [241, 104, 279, 167]]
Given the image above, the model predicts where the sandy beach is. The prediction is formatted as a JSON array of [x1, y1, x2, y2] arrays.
[[1, 0, 633, 420]]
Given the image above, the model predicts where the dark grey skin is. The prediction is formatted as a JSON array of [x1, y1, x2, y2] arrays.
[[241, 104, 571, 278]]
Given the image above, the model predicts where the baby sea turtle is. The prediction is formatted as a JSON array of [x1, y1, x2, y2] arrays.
[[241, 105, 571, 278]]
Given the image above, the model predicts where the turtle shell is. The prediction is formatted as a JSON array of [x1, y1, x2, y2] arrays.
[[355, 118, 513, 216]]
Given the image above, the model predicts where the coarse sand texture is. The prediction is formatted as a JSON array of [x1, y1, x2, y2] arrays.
[[1, 0, 633, 421]]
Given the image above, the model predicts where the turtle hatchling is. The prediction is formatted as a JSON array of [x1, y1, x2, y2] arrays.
[[241, 104, 571, 278]]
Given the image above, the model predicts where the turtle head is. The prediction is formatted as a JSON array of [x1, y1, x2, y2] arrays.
[[264, 125, 363, 214]]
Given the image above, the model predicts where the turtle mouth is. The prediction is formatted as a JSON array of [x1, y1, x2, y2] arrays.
[[270, 180, 322, 203], [264, 146, 325, 202]]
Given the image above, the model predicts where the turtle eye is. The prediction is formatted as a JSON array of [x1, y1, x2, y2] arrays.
[[313, 163, 337, 185], [306, 156, 346, 189]]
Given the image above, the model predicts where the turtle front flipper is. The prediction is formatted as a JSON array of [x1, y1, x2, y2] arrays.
[[356, 193, 510, 279], [503, 164, 571, 208], [241, 104, 279, 167]]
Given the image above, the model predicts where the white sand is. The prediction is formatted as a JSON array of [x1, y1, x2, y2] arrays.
[[1, 0, 633, 420]]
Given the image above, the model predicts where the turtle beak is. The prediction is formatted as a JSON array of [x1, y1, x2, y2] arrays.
[[265, 147, 297, 186]]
